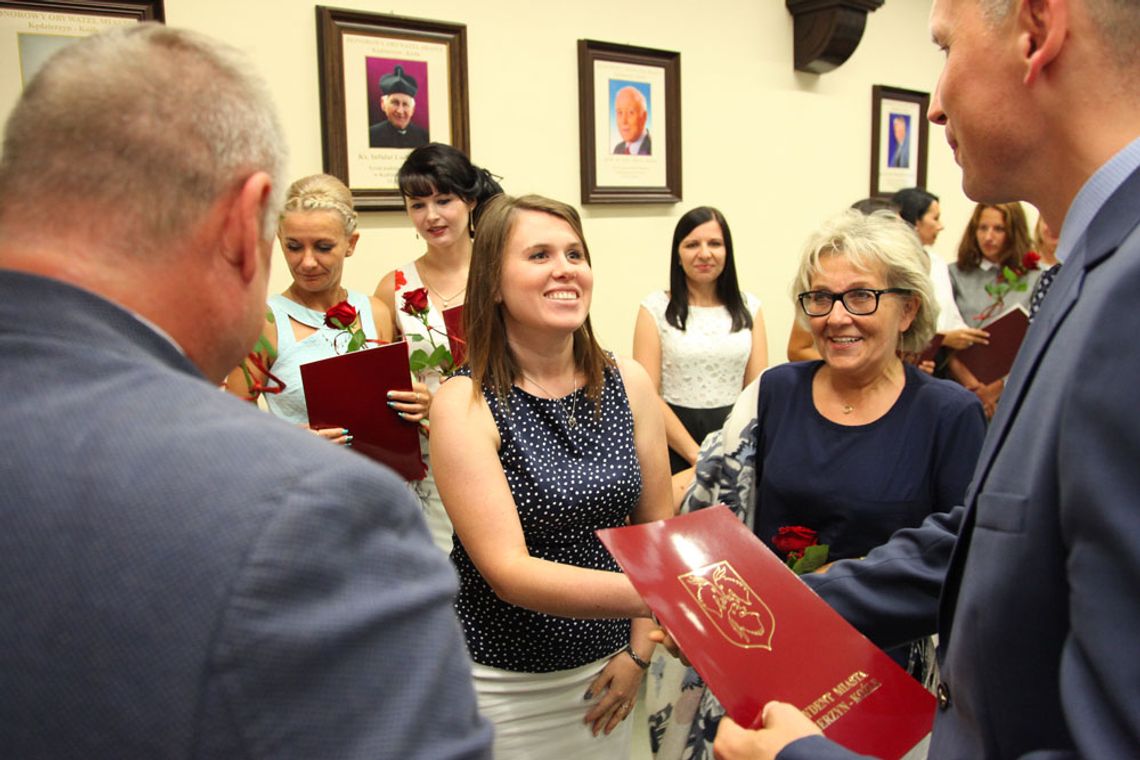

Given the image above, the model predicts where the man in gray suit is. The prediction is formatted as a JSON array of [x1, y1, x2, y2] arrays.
[[708, 0, 1140, 757], [0, 24, 491, 759]]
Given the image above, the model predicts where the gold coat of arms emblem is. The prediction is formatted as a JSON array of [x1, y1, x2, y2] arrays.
[[679, 560, 775, 650]]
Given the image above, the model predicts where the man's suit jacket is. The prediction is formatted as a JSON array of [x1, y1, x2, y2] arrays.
[[0, 272, 492, 759], [794, 162, 1140, 758], [888, 134, 910, 168], [613, 132, 652, 155]]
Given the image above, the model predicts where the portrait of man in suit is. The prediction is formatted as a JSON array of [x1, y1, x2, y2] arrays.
[[368, 61, 430, 149], [611, 82, 652, 156], [888, 113, 911, 168]]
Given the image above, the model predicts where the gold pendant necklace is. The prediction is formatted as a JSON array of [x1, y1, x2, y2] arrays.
[[521, 372, 579, 428]]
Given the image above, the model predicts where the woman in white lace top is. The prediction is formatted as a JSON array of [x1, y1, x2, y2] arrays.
[[633, 207, 767, 478]]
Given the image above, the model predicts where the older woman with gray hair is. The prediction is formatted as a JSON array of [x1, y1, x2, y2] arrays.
[[645, 210, 986, 759]]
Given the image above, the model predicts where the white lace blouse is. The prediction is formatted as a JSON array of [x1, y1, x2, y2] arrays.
[[641, 290, 761, 409]]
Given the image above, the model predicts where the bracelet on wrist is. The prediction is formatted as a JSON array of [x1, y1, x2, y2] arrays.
[[624, 642, 651, 670]]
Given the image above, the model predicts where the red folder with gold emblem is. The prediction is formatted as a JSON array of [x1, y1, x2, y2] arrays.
[[598, 506, 935, 759], [300, 341, 426, 481]]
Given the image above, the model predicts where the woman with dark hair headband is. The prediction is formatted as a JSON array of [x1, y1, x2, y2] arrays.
[[374, 143, 502, 553]]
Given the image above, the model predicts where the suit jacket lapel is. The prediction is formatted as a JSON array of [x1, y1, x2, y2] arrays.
[[937, 163, 1140, 637]]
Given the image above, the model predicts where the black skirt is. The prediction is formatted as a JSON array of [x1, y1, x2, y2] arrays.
[[666, 402, 733, 474]]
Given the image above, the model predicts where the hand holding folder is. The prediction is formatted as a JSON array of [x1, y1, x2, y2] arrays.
[[956, 305, 1029, 384], [598, 506, 934, 759], [300, 341, 426, 481]]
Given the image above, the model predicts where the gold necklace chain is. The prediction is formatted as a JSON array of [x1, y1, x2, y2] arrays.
[[520, 372, 578, 428], [421, 278, 466, 308]]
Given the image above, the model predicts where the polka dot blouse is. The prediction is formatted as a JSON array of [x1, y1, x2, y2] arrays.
[[451, 364, 642, 673]]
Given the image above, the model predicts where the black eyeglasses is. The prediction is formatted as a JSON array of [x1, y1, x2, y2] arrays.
[[797, 288, 912, 317]]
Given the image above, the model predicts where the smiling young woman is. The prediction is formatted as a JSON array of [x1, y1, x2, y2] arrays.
[[429, 194, 673, 760]]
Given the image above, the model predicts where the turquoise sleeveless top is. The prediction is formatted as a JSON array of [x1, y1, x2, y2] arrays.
[[263, 291, 378, 425]]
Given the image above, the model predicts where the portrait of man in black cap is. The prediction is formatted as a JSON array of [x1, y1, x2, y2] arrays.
[[369, 63, 429, 149]]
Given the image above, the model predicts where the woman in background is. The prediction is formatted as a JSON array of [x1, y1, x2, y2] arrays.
[[633, 207, 767, 478], [892, 187, 989, 363], [374, 143, 502, 552], [430, 194, 672, 759], [947, 202, 1039, 417], [226, 174, 392, 440]]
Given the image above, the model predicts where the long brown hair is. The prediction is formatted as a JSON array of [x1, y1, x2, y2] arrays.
[[955, 202, 1032, 271], [464, 193, 614, 407]]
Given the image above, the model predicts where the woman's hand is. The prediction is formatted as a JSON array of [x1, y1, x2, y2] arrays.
[[308, 426, 352, 446], [387, 381, 431, 423], [942, 327, 989, 351], [975, 378, 1005, 418], [583, 650, 646, 736], [648, 626, 690, 666]]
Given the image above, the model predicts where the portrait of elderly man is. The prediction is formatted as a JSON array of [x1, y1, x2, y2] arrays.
[[612, 84, 651, 156], [369, 63, 429, 149], [888, 113, 911, 168]]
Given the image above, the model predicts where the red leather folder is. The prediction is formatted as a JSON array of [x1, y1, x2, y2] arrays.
[[300, 341, 426, 481], [598, 506, 935, 759], [441, 305, 466, 367], [957, 305, 1029, 384]]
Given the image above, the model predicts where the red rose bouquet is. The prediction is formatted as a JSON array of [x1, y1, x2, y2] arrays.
[[400, 285, 456, 375], [772, 526, 830, 575], [976, 250, 1041, 323]]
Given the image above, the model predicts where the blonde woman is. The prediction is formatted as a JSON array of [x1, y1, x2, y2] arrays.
[[226, 173, 392, 442]]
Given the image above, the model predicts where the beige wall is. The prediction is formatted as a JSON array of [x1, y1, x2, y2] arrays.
[[167, 0, 980, 363]]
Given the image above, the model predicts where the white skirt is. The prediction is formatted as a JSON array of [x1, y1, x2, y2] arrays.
[[473, 654, 633, 760]]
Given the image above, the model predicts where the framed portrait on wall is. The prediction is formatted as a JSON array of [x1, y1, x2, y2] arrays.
[[0, 1, 163, 128], [870, 85, 929, 197], [577, 39, 681, 205], [316, 7, 468, 211]]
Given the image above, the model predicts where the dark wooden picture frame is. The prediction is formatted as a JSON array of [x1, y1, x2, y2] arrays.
[[1, 0, 164, 127], [870, 85, 929, 198], [0, 0, 162, 21], [577, 39, 681, 205], [316, 6, 469, 211]]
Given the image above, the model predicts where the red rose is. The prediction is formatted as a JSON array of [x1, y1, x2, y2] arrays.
[[394, 269, 407, 289], [324, 300, 358, 330], [772, 526, 818, 560], [1022, 251, 1041, 271], [401, 287, 430, 315]]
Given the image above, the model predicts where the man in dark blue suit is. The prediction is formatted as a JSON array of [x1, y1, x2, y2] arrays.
[[0, 24, 491, 759], [709, 0, 1140, 757]]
